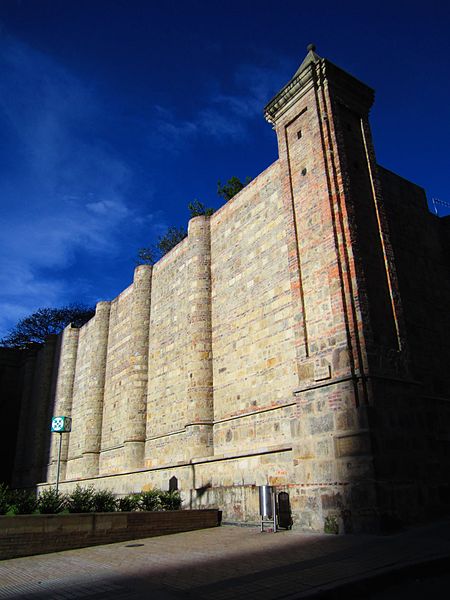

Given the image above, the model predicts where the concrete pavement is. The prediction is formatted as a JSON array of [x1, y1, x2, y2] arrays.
[[1, 519, 450, 599]]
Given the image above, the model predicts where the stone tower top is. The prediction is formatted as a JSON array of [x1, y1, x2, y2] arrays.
[[264, 45, 374, 126], [293, 43, 321, 77]]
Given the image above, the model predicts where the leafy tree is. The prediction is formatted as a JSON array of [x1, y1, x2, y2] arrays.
[[188, 200, 215, 218], [157, 226, 187, 255], [135, 247, 157, 266], [135, 225, 187, 266], [135, 176, 251, 267], [217, 176, 252, 202], [0, 304, 95, 349]]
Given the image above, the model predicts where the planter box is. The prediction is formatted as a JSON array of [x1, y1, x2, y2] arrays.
[[0, 509, 220, 560]]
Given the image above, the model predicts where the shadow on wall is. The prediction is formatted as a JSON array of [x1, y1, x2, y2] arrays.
[[189, 463, 212, 509], [0, 341, 62, 489], [0, 348, 26, 485]]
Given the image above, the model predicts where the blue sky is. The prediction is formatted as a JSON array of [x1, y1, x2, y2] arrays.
[[0, 0, 449, 338]]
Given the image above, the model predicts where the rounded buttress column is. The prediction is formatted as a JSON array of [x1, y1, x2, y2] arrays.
[[123, 264, 152, 469], [47, 325, 79, 482], [185, 216, 214, 458], [82, 301, 110, 477]]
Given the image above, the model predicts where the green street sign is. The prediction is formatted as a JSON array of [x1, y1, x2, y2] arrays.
[[51, 416, 72, 433]]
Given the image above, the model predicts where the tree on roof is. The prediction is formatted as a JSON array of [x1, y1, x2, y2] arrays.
[[156, 226, 187, 256], [188, 200, 215, 218], [217, 176, 252, 202], [135, 176, 251, 266]]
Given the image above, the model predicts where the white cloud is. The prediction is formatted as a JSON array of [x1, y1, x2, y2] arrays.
[[0, 261, 66, 337], [150, 60, 287, 150], [0, 35, 155, 337], [0, 34, 289, 338], [86, 199, 130, 218]]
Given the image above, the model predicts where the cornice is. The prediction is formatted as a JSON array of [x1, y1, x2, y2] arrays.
[[264, 58, 375, 125]]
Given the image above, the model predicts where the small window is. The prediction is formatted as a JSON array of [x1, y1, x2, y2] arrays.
[[297, 130, 302, 139], [301, 167, 307, 176]]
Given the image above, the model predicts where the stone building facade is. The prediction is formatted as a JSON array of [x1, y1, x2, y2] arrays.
[[6, 46, 450, 532]]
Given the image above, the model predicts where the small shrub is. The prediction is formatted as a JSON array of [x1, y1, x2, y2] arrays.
[[116, 494, 140, 512], [324, 514, 339, 535], [159, 490, 182, 511], [92, 489, 116, 512], [139, 490, 161, 511], [0, 483, 11, 515], [9, 489, 38, 514], [38, 488, 66, 514], [66, 485, 95, 513]]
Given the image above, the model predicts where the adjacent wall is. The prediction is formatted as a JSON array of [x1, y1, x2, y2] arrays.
[[0, 349, 29, 484], [34, 160, 300, 498], [211, 162, 298, 455]]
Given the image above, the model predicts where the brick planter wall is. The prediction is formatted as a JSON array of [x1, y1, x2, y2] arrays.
[[0, 509, 220, 560]]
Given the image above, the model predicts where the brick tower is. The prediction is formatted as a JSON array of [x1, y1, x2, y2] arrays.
[[264, 45, 407, 531]]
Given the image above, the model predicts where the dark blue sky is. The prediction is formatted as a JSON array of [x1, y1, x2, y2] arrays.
[[1, 0, 449, 337]]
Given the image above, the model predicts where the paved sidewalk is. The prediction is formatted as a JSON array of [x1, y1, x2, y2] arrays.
[[1, 519, 450, 599]]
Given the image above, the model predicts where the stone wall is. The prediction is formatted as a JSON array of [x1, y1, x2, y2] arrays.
[[211, 162, 298, 454], [9, 48, 450, 533], [380, 168, 450, 394], [11, 338, 58, 488], [366, 169, 450, 521]]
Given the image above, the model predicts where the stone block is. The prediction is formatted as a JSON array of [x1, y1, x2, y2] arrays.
[[308, 413, 334, 436]]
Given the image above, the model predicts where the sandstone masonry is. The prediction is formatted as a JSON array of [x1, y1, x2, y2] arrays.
[[5, 46, 450, 532]]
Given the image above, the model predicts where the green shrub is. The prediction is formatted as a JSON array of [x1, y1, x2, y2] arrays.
[[159, 490, 182, 511], [66, 485, 95, 513], [92, 489, 116, 512], [9, 489, 38, 514], [139, 490, 161, 511], [37, 488, 66, 514], [1, 485, 183, 516], [0, 483, 11, 515], [116, 494, 140, 512], [324, 514, 339, 535]]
